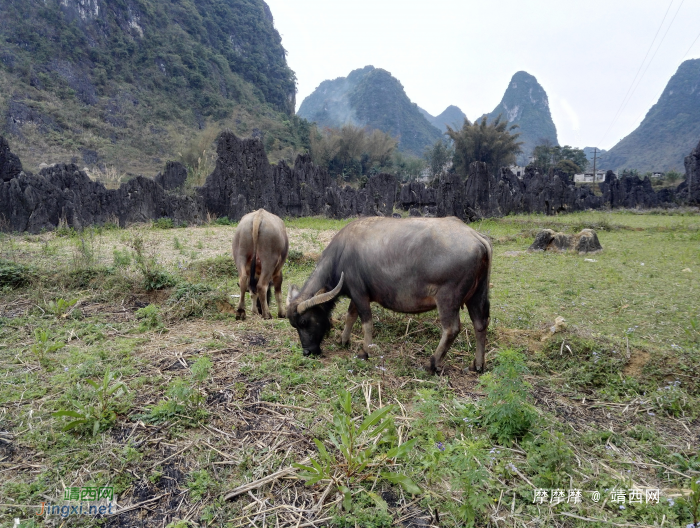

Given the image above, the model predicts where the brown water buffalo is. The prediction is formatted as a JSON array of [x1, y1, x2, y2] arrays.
[[287, 216, 492, 373], [232, 209, 288, 320]]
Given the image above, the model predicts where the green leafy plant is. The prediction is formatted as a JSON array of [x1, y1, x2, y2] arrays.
[[53, 369, 128, 436], [129, 234, 177, 290], [450, 440, 492, 527], [187, 469, 214, 502], [0, 259, 36, 288], [146, 356, 211, 425], [112, 248, 131, 268], [650, 381, 694, 417], [30, 328, 65, 366], [295, 389, 419, 512], [213, 216, 233, 226], [45, 297, 77, 318], [173, 236, 183, 250], [153, 218, 175, 229], [677, 479, 700, 527], [479, 349, 538, 445], [136, 304, 163, 332]]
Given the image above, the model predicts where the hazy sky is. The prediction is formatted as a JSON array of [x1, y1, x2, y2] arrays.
[[264, 0, 700, 151]]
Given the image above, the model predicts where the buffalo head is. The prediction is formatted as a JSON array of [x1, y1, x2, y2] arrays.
[[287, 273, 344, 356]]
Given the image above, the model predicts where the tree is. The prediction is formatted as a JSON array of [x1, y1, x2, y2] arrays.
[[424, 139, 454, 179], [309, 124, 398, 180], [446, 115, 522, 177], [531, 144, 587, 174]]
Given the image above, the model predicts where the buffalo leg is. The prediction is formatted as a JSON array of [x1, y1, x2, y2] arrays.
[[427, 304, 461, 374], [466, 280, 491, 372], [273, 271, 285, 318], [341, 301, 358, 346], [236, 272, 249, 321], [255, 279, 272, 319], [353, 300, 373, 360]]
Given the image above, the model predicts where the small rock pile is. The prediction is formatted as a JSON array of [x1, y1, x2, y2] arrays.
[[528, 228, 603, 254]]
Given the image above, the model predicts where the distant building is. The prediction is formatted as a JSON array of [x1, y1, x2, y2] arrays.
[[509, 165, 528, 178], [574, 170, 615, 183]]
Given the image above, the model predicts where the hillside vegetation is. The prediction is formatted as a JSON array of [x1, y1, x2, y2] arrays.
[[0, 0, 309, 178]]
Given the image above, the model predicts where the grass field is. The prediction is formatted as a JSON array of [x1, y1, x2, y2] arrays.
[[1, 210, 699, 528]]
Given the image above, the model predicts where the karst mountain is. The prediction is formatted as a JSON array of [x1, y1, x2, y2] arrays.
[[598, 58, 700, 173], [297, 66, 443, 155], [485, 71, 559, 165]]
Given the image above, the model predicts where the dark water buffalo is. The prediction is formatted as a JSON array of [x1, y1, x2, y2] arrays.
[[287, 216, 492, 373], [232, 209, 288, 320]]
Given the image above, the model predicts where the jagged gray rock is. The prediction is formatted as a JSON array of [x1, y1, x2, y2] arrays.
[[0, 136, 22, 183], [679, 139, 700, 204], [154, 162, 188, 191], [0, 132, 696, 234]]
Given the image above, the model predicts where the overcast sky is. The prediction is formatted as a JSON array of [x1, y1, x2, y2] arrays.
[[264, 0, 700, 151]]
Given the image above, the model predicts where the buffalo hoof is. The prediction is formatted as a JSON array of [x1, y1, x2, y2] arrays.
[[236, 309, 246, 321], [425, 357, 441, 375], [262, 313, 272, 320], [302, 349, 321, 357], [340, 339, 350, 348], [357, 351, 369, 360], [468, 359, 484, 373], [277, 310, 286, 319]]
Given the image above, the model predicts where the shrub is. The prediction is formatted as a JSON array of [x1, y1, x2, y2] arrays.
[[0, 259, 36, 288], [113, 248, 131, 268], [136, 304, 163, 332], [213, 216, 233, 226], [478, 349, 538, 445], [153, 218, 175, 229]]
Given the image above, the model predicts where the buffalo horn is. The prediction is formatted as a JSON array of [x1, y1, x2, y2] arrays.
[[297, 272, 344, 314]]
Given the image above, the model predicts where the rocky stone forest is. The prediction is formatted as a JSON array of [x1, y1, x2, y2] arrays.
[[1, 132, 699, 234]]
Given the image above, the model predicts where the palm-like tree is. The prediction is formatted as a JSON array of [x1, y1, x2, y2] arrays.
[[446, 115, 522, 177]]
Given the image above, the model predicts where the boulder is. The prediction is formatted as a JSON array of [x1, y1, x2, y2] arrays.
[[529, 228, 602, 253]]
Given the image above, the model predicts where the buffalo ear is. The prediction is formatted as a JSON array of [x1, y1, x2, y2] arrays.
[[286, 285, 300, 307]]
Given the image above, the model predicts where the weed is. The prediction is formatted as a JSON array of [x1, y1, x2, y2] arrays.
[[129, 234, 177, 290], [479, 349, 538, 445], [45, 297, 77, 318], [174, 236, 183, 250], [136, 304, 163, 332], [295, 389, 419, 512], [113, 248, 131, 268], [187, 469, 214, 502], [0, 259, 36, 288], [213, 216, 233, 226], [524, 431, 575, 488], [685, 317, 699, 344], [154, 218, 175, 229], [146, 356, 211, 425], [650, 381, 695, 417], [30, 328, 65, 367], [287, 249, 304, 264], [53, 369, 128, 436]]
